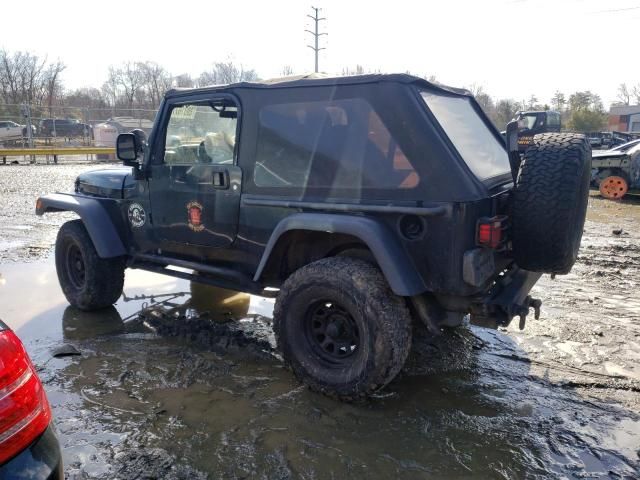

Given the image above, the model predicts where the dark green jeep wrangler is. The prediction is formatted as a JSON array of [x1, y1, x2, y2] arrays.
[[36, 74, 591, 400]]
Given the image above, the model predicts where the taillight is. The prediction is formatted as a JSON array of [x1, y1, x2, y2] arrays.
[[0, 329, 51, 464], [476, 215, 507, 249]]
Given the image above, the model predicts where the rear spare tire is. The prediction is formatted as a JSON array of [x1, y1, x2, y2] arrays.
[[512, 133, 591, 274]]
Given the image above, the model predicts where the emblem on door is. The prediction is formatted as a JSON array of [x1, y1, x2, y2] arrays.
[[187, 201, 205, 232], [128, 203, 146, 228]]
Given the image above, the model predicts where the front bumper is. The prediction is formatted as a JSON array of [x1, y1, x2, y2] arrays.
[[0, 426, 63, 480]]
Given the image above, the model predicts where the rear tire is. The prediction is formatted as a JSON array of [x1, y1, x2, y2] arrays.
[[273, 257, 412, 401], [55, 220, 125, 311], [512, 133, 591, 274]]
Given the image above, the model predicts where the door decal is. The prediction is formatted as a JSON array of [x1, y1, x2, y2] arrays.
[[128, 203, 146, 228], [187, 201, 205, 232]]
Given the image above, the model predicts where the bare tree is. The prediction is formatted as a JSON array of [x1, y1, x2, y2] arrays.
[[174, 73, 195, 88], [0, 50, 59, 106], [342, 65, 365, 76], [44, 60, 65, 115], [467, 84, 495, 119], [119, 62, 143, 111], [138, 61, 172, 108], [198, 60, 259, 86], [280, 65, 294, 77], [197, 70, 218, 87], [632, 84, 640, 105], [551, 90, 566, 111], [101, 68, 119, 115], [494, 99, 520, 129], [617, 83, 631, 105]]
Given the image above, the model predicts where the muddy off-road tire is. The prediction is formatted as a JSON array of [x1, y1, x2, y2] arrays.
[[512, 133, 591, 274], [273, 257, 412, 401], [55, 220, 125, 311]]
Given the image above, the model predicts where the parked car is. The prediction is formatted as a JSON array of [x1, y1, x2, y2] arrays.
[[36, 74, 591, 400], [39, 118, 92, 138], [0, 121, 25, 143], [0, 319, 63, 479], [594, 138, 640, 155], [591, 142, 640, 199]]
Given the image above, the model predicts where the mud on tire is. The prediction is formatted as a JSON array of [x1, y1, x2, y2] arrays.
[[512, 133, 591, 274], [55, 220, 126, 311], [273, 257, 412, 401]]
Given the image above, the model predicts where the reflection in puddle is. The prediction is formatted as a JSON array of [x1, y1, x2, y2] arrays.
[[0, 259, 639, 479]]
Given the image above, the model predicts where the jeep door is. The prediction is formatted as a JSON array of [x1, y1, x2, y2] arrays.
[[147, 95, 242, 252]]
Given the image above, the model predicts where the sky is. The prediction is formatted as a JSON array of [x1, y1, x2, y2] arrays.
[[1, 0, 639, 108]]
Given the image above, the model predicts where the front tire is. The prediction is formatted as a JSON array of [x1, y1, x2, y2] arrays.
[[273, 257, 412, 401], [55, 220, 125, 311]]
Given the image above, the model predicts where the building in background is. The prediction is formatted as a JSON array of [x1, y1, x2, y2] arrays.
[[608, 105, 640, 132]]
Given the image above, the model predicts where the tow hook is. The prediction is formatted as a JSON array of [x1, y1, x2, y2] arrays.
[[516, 296, 542, 330]]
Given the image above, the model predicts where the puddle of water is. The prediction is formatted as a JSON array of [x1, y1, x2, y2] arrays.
[[0, 259, 638, 479]]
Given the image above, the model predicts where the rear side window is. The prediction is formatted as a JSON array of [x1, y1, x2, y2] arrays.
[[254, 98, 419, 190], [421, 92, 510, 181]]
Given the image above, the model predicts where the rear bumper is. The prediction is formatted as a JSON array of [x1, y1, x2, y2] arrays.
[[0, 425, 63, 480], [469, 267, 542, 329]]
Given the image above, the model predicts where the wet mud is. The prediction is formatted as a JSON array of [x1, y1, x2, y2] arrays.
[[0, 165, 639, 478]]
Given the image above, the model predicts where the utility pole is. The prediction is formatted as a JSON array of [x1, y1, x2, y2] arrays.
[[306, 6, 327, 73]]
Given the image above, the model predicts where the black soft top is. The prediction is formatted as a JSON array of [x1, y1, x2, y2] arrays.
[[165, 73, 471, 99]]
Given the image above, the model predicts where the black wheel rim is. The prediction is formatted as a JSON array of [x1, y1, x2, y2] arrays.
[[65, 243, 86, 290], [304, 300, 360, 363]]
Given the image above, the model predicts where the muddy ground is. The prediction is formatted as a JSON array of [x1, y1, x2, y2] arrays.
[[0, 163, 639, 479]]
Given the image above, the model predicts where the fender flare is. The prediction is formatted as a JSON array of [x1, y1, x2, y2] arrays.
[[253, 213, 427, 297], [36, 193, 127, 258]]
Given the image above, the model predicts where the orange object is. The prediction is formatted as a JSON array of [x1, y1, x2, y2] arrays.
[[599, 176, 628, 200]]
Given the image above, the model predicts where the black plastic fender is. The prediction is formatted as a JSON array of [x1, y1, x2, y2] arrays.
[[36, 193, 126, 258], [253, 213, 427, 297]]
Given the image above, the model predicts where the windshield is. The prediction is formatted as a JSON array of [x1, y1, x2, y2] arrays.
[[421, 92, 511, 181], [517, 113, 538, 130]]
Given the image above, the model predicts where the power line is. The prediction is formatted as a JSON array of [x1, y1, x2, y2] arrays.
[[305, 6, 327, 73]]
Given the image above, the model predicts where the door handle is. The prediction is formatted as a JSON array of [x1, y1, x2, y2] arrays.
[[212, 171, 228, 188]]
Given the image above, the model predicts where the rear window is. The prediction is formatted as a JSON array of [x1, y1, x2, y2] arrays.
[[254, 98, 419, 191], [421, 92, 510, 181]]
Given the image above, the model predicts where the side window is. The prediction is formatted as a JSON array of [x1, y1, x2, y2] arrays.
[[547, 112, 560, 128], [163, 103, 237, 165], [254, 98, 419, 190]]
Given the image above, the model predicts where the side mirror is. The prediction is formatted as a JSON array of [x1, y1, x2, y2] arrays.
[[506, 121, 519, 153], [116, 133, 140, 166]]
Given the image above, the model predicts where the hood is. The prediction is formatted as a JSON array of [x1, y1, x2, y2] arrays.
[[75, 168, 136, 199]]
